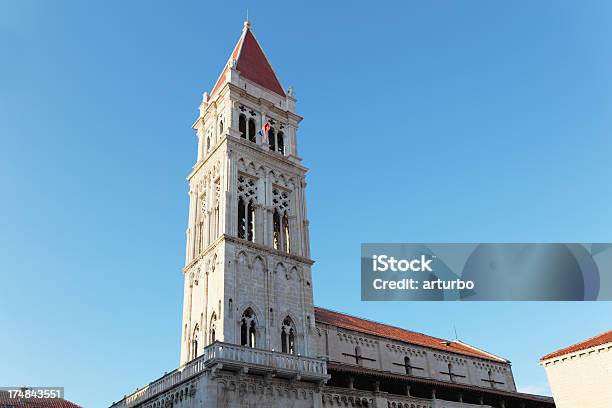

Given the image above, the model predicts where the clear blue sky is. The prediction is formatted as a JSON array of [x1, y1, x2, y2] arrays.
[[1, 1, 611, 407]]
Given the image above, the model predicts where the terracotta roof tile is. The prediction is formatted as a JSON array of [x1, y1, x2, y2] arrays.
[[315, 307, 507, 363], [211, 24, 285, 97], [540, 329, 612, 361], [0, 392, 81, 408]]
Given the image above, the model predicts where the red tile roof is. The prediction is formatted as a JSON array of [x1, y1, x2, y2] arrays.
[[540, 329, 612, 361], [211, 23, 285, 97], [0, 392, 81, 408], [315, 307, 507, 363]]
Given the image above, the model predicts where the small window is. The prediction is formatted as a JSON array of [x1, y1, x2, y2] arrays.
[[268, 127, 276, 151], [248, 118, 256, 142], [281, 317, 296, 354], [241, 308, 257, 348], [237, 198, 246, 239], [277, 131, 285, 155], [239, 114, 247, 139], [282, 212, 290, 253], [273, 210, 281, 250], [247, 201, 255, 242]]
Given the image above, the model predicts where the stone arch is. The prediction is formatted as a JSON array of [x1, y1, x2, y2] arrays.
[[239, 306, 261, 348], [236, 250, 250, 271], [274, 262, 287, 276], [252, 256, 266, 276]]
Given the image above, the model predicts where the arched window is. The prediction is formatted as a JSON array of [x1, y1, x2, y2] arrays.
[[281, 317, 296, 354], [248, 118, 256, 142], [282, 212, 290, 253], [237, 198, 246, 239], [191, 325, 200, 359], [237, 198, 255, 242], [219, 120, 224, 135], [206, 136, 210, 153], [247, 200, 255, 242], [210, 313, 217, 344], [268, 127, 276, 151], [239, 114, 247, 139], [240, 308, 257, 348], [191, 339, 198, 358], [277, 131, 285, 155], [404, 356, 411, 374], [272, 209, 281, 250]]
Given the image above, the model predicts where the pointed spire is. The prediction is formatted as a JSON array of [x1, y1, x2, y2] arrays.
[[210, 21, 286, 97]]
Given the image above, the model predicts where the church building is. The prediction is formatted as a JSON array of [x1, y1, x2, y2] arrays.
[[110, 22, 556, 408]]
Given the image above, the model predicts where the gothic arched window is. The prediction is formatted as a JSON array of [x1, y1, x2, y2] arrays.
[[192, 324, 200, 359], [237, 198, 246, 239], [273, 209, 281, 250], [282, 212, 290, 253], [240, 308, 257, 348], [239, 114, 247, 139], [268, 127, 276, 151], [248, 118, 256, 142], [247, 200, 255, 242], [281, 316, 296, 354], [277, 131, 285, 155], [210, 313, 217, 344], [237, 174, 257, 242]]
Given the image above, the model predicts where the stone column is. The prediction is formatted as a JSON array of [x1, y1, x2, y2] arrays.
[[255, 203, 265, 245]]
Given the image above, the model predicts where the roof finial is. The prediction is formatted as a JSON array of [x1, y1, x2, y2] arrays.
[[244, 9, 250, 29]]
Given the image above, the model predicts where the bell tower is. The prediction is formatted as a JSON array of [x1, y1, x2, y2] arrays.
[[179, 21, 315, 365]]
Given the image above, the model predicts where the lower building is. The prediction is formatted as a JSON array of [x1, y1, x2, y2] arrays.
[[109, 307, 555, 408], [540, 330, 612, 408]]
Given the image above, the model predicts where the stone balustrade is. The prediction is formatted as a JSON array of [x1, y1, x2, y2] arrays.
[[387, 394, 434, 408], [109, 341, 328, 408]]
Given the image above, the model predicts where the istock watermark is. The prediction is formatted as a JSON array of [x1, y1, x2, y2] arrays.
[[361, 243, 612, 301]]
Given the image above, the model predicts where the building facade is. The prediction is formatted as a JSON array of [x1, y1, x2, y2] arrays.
[[110, 22, 555, 408], [540, 330, 612, 408]]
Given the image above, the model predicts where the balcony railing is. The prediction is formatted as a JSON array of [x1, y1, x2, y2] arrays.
[[110, 342, 329, 408]]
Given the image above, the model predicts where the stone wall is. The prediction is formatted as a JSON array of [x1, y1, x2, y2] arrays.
[[314, 324, 516, 393]]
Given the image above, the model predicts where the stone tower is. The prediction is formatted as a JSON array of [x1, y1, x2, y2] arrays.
[[179, 21, 315, 366]]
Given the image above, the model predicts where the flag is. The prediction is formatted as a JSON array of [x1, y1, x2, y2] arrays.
[[262, 122, 271, 143]]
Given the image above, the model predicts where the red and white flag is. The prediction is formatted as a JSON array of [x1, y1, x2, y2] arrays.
[[262, 122, 271, 142]]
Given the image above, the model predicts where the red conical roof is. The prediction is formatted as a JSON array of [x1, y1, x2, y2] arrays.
[[211, 23, 285, 97]]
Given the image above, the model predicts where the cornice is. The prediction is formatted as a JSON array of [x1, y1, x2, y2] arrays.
[[229, 134, 308, 174], [224, 234, 314, 265], [228, 83, 303, 123], [540, 342, 612, 366], [183, 234, 314, 273]]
